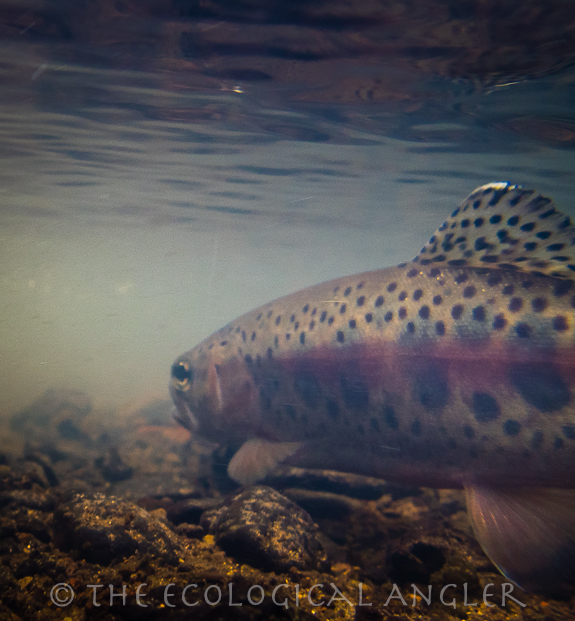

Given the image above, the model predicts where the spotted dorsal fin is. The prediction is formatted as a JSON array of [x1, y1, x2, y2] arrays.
[[414, 182, 575, 279]]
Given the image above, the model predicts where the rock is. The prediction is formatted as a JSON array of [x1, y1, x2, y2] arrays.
[[166, 497, 222, 525], [267, 467, 419, 501], [10, 388, 91, 436], [203, 485, 327, 573], [282, 488, 364, 521], [95, 446, 133, 482], [53, 493, 187, 566]]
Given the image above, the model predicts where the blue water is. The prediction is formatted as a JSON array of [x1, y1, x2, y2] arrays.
[[1, 5, 575, 417]]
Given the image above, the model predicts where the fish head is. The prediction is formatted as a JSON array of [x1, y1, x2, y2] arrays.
[[169, 345, 258, 443]]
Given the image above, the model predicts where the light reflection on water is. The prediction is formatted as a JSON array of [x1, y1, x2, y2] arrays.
[[0, 31, 575, 416]]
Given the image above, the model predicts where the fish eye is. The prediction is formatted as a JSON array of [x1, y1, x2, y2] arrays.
[[171, 361, 193, 388]]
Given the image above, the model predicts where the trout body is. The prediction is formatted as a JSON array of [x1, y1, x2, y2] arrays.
[[171, 183, 575, 593]]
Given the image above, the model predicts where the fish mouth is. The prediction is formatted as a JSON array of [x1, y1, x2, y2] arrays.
[[169, 384, 199, 433]]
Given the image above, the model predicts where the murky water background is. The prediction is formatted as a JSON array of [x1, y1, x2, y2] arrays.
[[1, 1, 575, 416]]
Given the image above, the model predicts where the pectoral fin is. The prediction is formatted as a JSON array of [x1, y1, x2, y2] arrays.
[[227, 439, 302, 485], [465, 486, 575, 595]]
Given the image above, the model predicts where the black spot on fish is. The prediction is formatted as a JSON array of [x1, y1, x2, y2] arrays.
[[286, 333, 291, 340], [553, 315, 569, 331], [554, 437, 564, 449], [242, 331, 247, 342], [320, 311, 327, 322], [328, 317, 334, 325], [302, 304, 309, 313], [507, 215, 519, 226], [531, 298, 548, 312], [547, 243, 565, 252], [520, 222, 536, 232], [435, 321, 445, 335], [371, 418, 380, 432], [309, 320, 315, 330], [554, 280, 574, 297], [365, 313, 373, 323], [419, 305, 430, 319], [294, 321, 299, 330], [463, 286, 476, 298], [455, 272, 468, 284], [274, 335, 279, 347], [475, 237, 493, 252], [461, 219, 470, 228], [413, 289, 423, 301], [508, 297, 523, 312], [399, 307, 407, 319], [502, 284, 514, 295], [515, 323, 531, 338], [531, 430, 544, 449], [344, 287, 352, 296], [294, 367, 321, 408], [267, 347, 273, 359], [503, 420, 521, 436], [349, 319, 357, 329], [463, 425, 475, 439], [300, 332, 305, 344], [407, 322, 415, 333], [357, 296, 365, 307], [509, 363, 570, 412], [524, 242, 538, 251], [274, 315, 281, 326], [474, 218, 484, 228], [357, 282, 364, 289], [384, 406, 398, 429], [493, 314, 507, 330], [433, 295, 442, 305], [563, 425, 575, 439], [290, 314, 295, 322], [489, 214, 502, 224], [387, 283, 397, 292], [536, 231, 552, 240], [220, 340, 228, 346], [337, 330, 344, 342], [375, 295, 384, 307], [341, 373, 370, 411], [384, 311, 393, 322], [326, 399, 339, 420], [398, 291, 407, 301], [245, 354, 253, 364], [413, 363, 449, 411], [451, 305, 464, 320], [472, 392, 501, 422], [407, 268, 418, 278], [411, 420, 421, 435], [472, 306, 485, 321], [340, 304, 347, 314]]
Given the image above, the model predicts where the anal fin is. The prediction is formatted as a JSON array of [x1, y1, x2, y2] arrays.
[[465, 486, 575, 595], [227, 439, 302, 485]]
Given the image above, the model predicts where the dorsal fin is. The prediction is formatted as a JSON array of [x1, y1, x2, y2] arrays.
[[414, 182, 575, 279]]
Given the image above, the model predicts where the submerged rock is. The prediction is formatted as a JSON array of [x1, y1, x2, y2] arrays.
[[202, 485, 327, 573], [53, 493, 187, 565]]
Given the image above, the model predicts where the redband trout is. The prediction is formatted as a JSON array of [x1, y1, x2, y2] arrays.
[[170, 183, 575, 593]]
